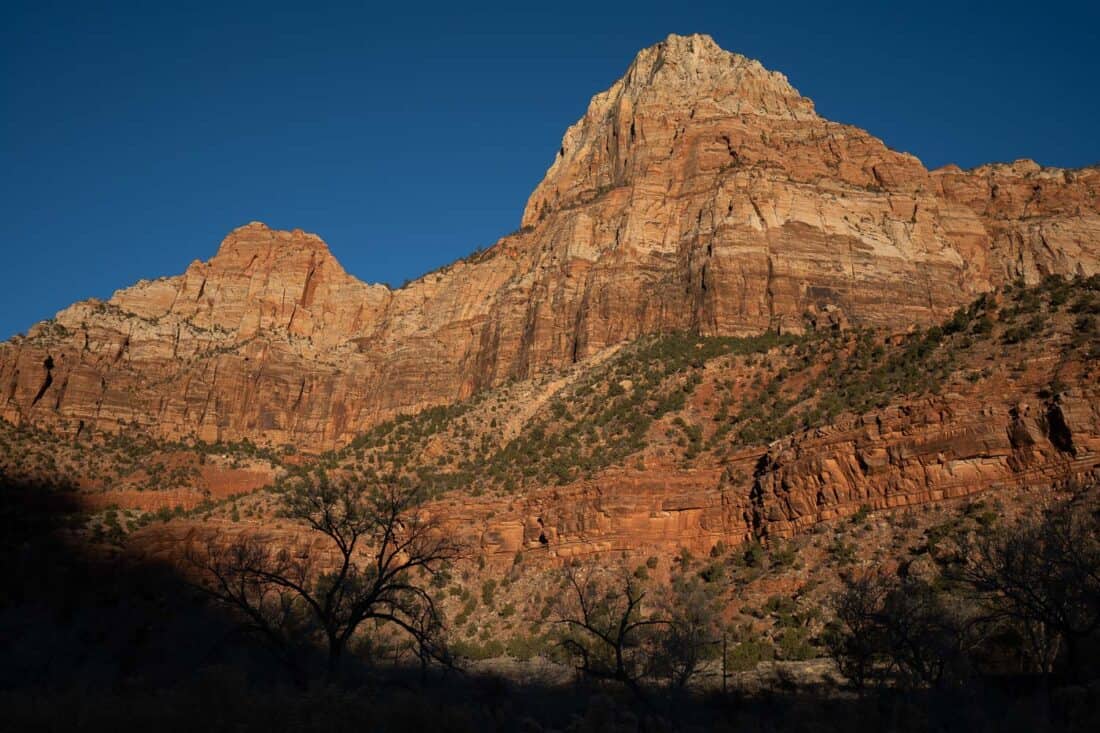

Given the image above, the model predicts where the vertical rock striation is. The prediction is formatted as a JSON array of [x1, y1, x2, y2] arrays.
[[1, 34, 1098, 449]]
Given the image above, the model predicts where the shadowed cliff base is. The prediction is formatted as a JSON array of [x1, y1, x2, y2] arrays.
[[5, 673, 1100, 732], [3, 467, 1100, 731]]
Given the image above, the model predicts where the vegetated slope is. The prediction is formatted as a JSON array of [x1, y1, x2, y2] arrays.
[[2, 34, 1098, 451], [4, 277, 1097, 692], [281, 275, 1098, 507], [114, 277, 1098, 678], [6, 276, 1097, 555]]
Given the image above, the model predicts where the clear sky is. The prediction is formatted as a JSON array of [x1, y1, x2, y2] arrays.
[[3, 1, 1098, 340]]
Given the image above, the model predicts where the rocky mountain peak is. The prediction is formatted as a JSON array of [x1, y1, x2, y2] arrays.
[[45, 223, 389, 352], [206, 221, 342, 276], [1, 35, 1096, 451], [620, 34, 813, 117], [521, 34, 816, 226]]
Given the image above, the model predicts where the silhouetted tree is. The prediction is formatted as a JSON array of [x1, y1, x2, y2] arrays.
[[960, 496, 1100, 682], [826, 569, 893, 691], [827, 569, 978, 690], [554, 563, 668, 698], [652, 573, 723, 690], [553, 562, 722, 697], [185, 478, 458, 686]]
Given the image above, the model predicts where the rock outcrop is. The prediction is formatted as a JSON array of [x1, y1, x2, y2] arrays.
[[2, 34, 1098, 450], [747, 390, 1100, 540], [438, 391, 1100, 566]]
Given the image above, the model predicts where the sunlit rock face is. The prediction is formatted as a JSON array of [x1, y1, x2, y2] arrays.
[[2, 33, 1098, 450]]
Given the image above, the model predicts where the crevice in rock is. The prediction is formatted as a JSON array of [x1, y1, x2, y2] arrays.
[[30, 356, 54, 407], [1046, 401, 1076, 454], [870, 165, 886, 189], [720, 134, 739, 165], [748, 454, 770, 539], [113, 335, 130, 364], [748, 195, 767, 229], [93, 376, 106, 419], [7, 369, 20, 402], [764, 253, 776, 324], [300, 264, 318, 308], [53, 377, 68, 410]]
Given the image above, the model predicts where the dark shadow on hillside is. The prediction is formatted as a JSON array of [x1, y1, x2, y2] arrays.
[[3, 472, 1100, 732], [0, 473, 299, 692]]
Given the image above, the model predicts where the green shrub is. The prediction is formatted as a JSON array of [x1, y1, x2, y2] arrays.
[[776, 627, 817, 661], [850, 504, 872, 525], [726, 639, 775, 671], [481, 579, 496, 607], [742, 541, 766, 568]]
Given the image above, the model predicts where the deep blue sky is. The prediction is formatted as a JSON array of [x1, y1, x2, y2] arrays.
[[3, 1, 1098, 339]]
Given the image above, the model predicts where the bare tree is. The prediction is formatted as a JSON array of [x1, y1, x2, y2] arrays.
[[825, 569, 893, 691], [186, 533, 317, 687], [554, 563, 669, 698], [960, 497, 1100, 682], [652, 574, 723, 690], [185, 478, 458, 686]]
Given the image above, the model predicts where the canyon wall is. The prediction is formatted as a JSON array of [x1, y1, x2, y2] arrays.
[[2, 34, 1098, 450], [447, 388, 1100, 565]]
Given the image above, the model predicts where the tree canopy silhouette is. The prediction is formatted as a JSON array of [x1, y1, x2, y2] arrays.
[[185, 478, 458, 686]]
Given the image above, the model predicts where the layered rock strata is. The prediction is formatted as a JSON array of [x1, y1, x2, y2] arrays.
[[2, 34, 1098, 450]]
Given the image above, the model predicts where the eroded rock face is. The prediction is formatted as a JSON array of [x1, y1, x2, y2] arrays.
[[2, 34, 1098, 450], [932, 161, 1100, 283], [431, 392, 1100, 567], [747, 391, 1100, 540]]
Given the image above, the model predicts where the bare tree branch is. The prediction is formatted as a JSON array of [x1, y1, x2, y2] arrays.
[[183, 478, 460, 686]]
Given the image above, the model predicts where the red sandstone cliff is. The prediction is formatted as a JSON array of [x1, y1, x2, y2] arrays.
[[2, 34, 1098, 450]]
